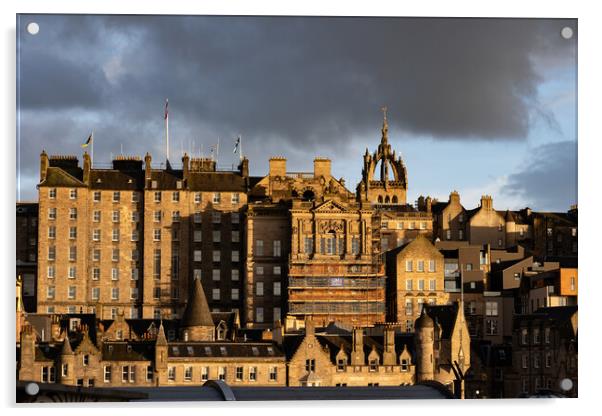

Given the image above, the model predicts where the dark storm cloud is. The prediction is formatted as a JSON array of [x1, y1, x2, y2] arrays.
[[17, 15, 576, 201], [501, 140, 577, 211]]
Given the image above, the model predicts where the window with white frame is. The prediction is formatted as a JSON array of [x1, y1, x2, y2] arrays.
[[172, 211, 180, 222], [69, 208, 77, 220], [212, 269, 220, 281], [194, 192, 201, 204], [48, 208, 57, 220], [273, 282, 281, 296], [92, 287, 100, 300], [154, 229, 161, 241], [405, 299, 413, 316], [69, 226, 77, 239], [154, 210, 161, 222], [131, 268, 139, 280], [232, 193, 240, 204], [68, 286, 76, 299], [113, 191, 120, 202], [405, 279, 413, 291], [111, 268, 119, 281], [405, 260, 413, 272], [172, 191, 179, 202], [48, 245, 56, 261], [47, 286, 55, 299], [231, 269, 239, 281], [68, 266, 76, 279], [168, 367, 175, 381], [417, 260, 425, 272], [112, 248, 119, 262], [49, 188, 57, 199], [104, 365, 111, 383], [112, 210, 120, 222], [93, 229, 101, 241], [428, 260, 436, 272], [485, 301, 498, 316], [93, 248, 101, 261], [429, 279, 436, 291], [213, 193, 221, 204], [47, 266, 55, 279], [69, 246, 77, 261], [112, 229, 120, 242], [131, 287, 139, 300], [212, 288, 220, 300], [112, 288, 119, 300]]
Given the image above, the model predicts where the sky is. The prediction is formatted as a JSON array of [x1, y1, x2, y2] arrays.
[[16, 15, 577, 211]]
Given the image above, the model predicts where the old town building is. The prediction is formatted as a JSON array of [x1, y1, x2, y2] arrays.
[[17, 202, 39, 312]]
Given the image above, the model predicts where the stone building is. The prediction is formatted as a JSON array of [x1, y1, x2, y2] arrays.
[[505, 306, 578, 398], [18, 275, 286, 388], [36, 152, 251, 319], [17, 202, 39, 312], [385, 235, 448, 332]]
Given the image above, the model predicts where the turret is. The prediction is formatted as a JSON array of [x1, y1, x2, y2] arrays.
[[414, 308, 435, 381], [18, 325, 36, 381], [144, 152, 152, 183], [181, 277, 215, 341], [59, 334, 75, 385], [154, 321, 168, 385], [182, 153, 190, 182], [83, 151, 91, 184], [382, 325, 397, 365], [40, 150, 49, 182], [351, 327, 365, 365], [51, 315, 61, 341]]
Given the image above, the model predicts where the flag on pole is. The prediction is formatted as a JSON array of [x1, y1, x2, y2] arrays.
[[164, 99, 169, 120], [81, 133, 93, 148], [233, 136, 240, 154]]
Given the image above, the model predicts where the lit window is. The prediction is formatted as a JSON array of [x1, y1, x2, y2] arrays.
[[256, 307, 264, 323], [231, 269, 239, 281]]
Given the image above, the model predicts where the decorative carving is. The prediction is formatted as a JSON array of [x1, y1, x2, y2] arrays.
[[318, 219, 344, 233]]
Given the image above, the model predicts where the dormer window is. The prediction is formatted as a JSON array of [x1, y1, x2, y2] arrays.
[[337, 358, 347, 371], [369, 359, 378, 372]]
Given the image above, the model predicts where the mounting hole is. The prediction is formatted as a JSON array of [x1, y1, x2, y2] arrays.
[[27, 22, 39, 35], [561, 26, 573, 40], [559, 378, 573, 391], [25, 382, 40, 396]]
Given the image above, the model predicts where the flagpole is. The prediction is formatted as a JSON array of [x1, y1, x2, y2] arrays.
[[239, 135, 243, 161], [216, 137, 220, 166], [91, 131, 94, 168], [165, 99, 169, 161]]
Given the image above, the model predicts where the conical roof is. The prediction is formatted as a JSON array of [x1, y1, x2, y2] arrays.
[[181, 277, 214, 328], [155, 321, 168, 346], [61, 335, 73, 355], [415, 307, 434, 329]]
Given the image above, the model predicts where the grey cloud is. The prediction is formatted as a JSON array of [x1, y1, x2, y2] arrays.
[[501, 140, 577, 211]]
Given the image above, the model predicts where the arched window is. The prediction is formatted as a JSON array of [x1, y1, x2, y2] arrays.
[[392, 195, 398, 204], [303, 190, 315, 201], [385, 196, 390, 204], [377, 195, 383, 204]]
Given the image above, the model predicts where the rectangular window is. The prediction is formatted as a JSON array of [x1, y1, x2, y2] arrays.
[[194, 250, 202, 262], [69, 246, 77, 261], [68, 286, 76, 299], [218, 367, 226, 381], [48, 207, 57, 220], [273, 307, 281, 322], [545, 328, 551, 344], [184, 367, 192, 381], [47, 286, 55, 299], [193, 212, 202, 224], [112, 288, 119, 300], [113, 191, 120, 202], [69, 188, 77, 199], [417, 260, 424, 272], [68, 266, 76, 279], [429, 279, 436, 291], [486, 319, 498, 335], [534, 328, 541, 344], [194, 230, 202, 242], [92, 248, 101, 261], [256, 282, 264, 296], [201, 367, 209, 381], [236, 367, 243, 381], [69, 208, 77, 220], [48, 245, 56, 261], [212, 288, 220, 300], [213, 230, 221, 242], [305, 237, 315, 254], [231, 212, 240, 224], [231, 288, 239, 300], [131, 230, 139, 241], [103, 365, 111, 383], [256, 266, 264, 275], [256, 240, 264, 256], [112, 248, 120, 262], [69, 226, 77, 239], [405, 279, 413, 291], [48, 188, 57, 199], [249, 367, 257, 381], [92, 287, 100, 300], [154, 210, 161, 222], [305, 359, 316, 372], [154, 229, 161, 241], [486, 301, 498, 316], [521, 329, 528, 345], [232, 269, 239, 281], [232, 193, 240, 204], [418, 280, 425, 291], [194, 192, 201, 204], [168, 367, 175, 381], [273, 240, 281, 257], [428, 260, 436, 272], [213, 250, 220, 262], [112, 229, 120, 242], [231, 230, 240, 243], [93, 191, 101, 202], [273, 282, 281, 296], [112, 210, 120, 222], [48, 226, 56, 239], [405, 300, 413, 316], [213, 269, 220, 281], [232, 251, 239, 262], [131, 288, 139, 300], [111, 268, 119, 280], [172, 191, 180, 202], [47, 266, 55, 279], [213, 193, 221, 204], [131, 268, 139, 280], [172, 211, 180, 222], [256, 307, 264, 323], [92, 229, 101, 242], [153, 287, 161, 300], [405, 260, 413, 272]]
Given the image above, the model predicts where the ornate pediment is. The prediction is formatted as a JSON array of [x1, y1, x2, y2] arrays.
[[313, 199, 348, 213]]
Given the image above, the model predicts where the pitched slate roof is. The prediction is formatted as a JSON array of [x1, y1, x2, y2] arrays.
[[102, 341, 155, 361]]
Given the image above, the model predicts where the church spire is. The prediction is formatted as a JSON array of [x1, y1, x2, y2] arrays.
[[380, 105, 389, 144]]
